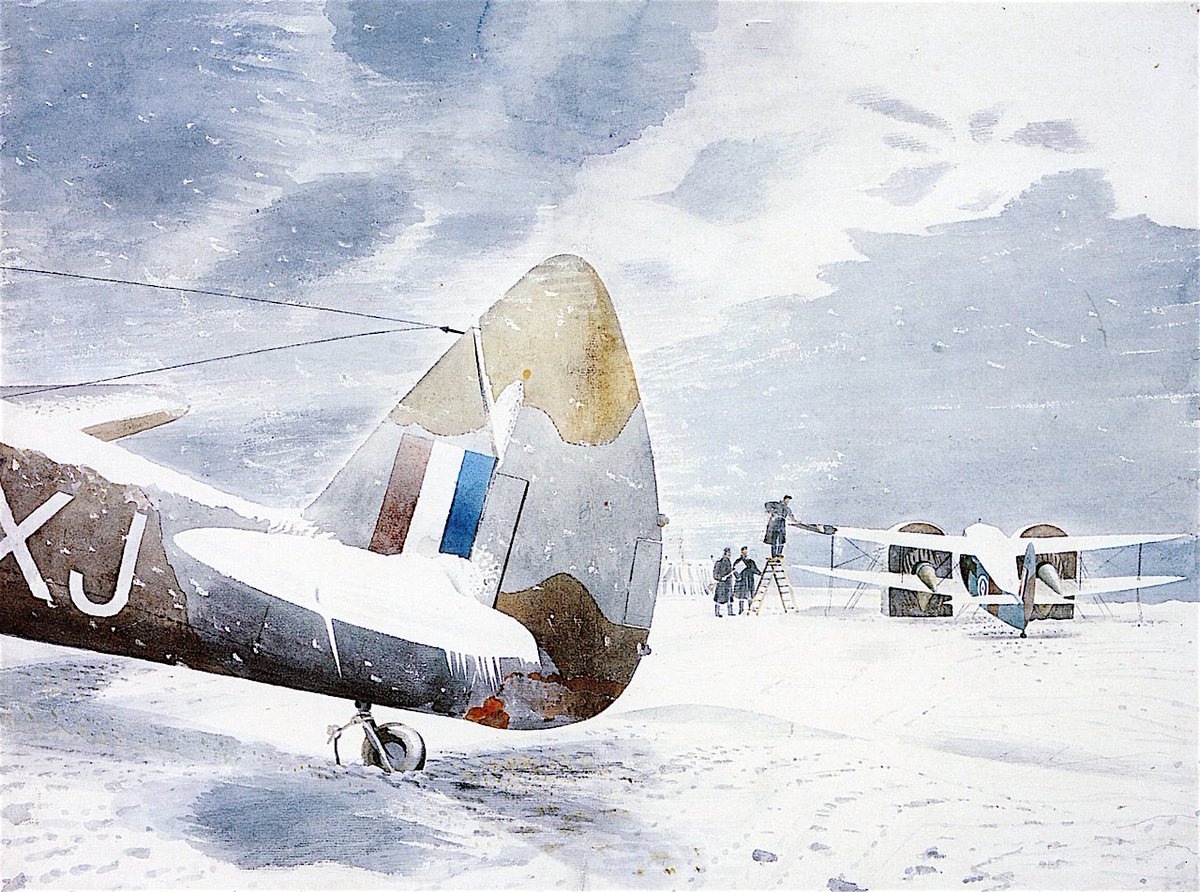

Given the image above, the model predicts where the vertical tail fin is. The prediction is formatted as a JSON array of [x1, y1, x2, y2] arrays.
[[1020, 541, 1037, 625], [305, 255, 662, 723]]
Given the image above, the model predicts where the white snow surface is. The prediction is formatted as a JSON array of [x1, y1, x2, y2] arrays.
[[1, 594, 1195, 890], [172, 528, 539, 665]]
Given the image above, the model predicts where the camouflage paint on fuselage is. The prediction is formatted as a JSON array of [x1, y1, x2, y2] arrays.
[[2, 255, 663, 731], [306, 254, 663, 727]]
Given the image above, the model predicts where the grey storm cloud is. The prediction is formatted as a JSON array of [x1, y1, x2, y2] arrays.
[[883, 132, 934, 153], [2, 0, 718, 289], [2, 3, 300, 253], [211, 173, 424, 287], [656, 133, 832, 225], [1008, 119, 1091, 153], [327, 0, 719, 253], [327, 0, 717, 163], [850, 90, 952, 132], [867, 162, 957, 207], [969, 106, 1003, 143]]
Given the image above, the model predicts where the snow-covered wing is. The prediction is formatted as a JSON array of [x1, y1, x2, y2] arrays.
[[834, 526, 964, 551], [1024, 533, 1186, 553], [0, 400, 302, 528], [1, 385, 189, 441], [173, 529, 539, 664]]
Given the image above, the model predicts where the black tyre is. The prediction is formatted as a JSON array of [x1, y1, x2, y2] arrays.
[[362, 722, 427, 772]]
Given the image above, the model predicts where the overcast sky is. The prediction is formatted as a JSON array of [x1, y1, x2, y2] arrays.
[[3, 2, 1194, 347], [2, 3, 1196, 576]]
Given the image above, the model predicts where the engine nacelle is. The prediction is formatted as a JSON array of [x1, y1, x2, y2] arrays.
[[884, 521, 952, 618], [1019, 523, 1078, 620], [914, 561, 940, 593], [1036, 561, 1064, 595]]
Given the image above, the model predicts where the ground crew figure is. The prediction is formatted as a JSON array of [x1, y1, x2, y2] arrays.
[[712, 547, 735, 617], [763, 495, 798, 558], [732, 546, 760, 614]]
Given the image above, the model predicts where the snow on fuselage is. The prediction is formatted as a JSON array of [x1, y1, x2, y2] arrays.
[[961, 522, 1023, 596], [0, 401, 540, 718], [1, 254, 668, 729]]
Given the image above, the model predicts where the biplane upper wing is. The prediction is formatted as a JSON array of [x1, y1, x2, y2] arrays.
[[832, 525, 966, 551], [833, 525, 1187, 560], [1019, 532, 1186, 553]]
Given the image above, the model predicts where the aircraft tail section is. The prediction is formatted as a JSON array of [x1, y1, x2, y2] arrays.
[[984, 542, 1039, 634], [1019, 541, 1037, 626], [305, 255, 663, 726], [305, 327, 499, 555]]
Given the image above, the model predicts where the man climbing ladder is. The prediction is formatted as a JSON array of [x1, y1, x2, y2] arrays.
[[749, 555, 798, 614]]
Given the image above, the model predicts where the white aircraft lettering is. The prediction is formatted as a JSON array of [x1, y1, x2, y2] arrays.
[[69, 510, 148, 618], [0, 483, 75, 605]]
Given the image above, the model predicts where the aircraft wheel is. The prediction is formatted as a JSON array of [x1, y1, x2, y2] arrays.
[[362, 722, 427, 772]]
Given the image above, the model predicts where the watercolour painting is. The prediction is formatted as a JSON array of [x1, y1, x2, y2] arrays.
[[0, 2, 1197, 890]]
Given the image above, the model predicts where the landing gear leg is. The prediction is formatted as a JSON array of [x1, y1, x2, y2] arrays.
[[1019, 631, 1027, 639], [326, 700, 427, 773]]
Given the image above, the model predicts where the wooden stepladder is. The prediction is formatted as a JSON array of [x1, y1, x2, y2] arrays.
[[749, 556, 798, 614]]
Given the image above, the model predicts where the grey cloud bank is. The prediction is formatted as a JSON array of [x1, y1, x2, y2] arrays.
[[2, 3, 1195, 596]]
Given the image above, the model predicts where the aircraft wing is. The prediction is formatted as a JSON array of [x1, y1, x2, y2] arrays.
[[174, 528, 540, 664], [1, 385, 189, 441], [795, 565, 1083, 605], [833, 526, 963, 552], [1022, 533, 1186, 553], [1070, 575, 1186, 596], [794, 563, 967, 596]]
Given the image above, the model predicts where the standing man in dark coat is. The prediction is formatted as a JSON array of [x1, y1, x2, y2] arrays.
[[712, 547, 734, 617], [763, 495, 797, 558], [732, 546, 760, 614]]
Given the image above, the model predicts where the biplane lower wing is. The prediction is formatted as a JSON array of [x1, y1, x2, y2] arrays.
[[794, 564, 1075, 604], [794, 563, 967, 597]]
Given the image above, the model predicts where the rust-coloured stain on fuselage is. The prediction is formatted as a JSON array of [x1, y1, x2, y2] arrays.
[[480, 572, 649, 726]]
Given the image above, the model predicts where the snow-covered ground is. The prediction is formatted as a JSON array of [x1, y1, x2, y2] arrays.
[[2, 591, 1195, 891]]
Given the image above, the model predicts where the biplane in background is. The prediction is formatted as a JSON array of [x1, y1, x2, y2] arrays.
[[796, 521, 1186, 636], [0, 255, 667, 772]]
